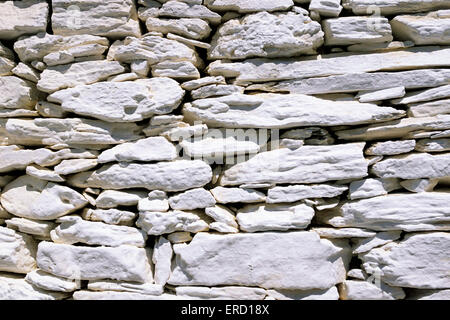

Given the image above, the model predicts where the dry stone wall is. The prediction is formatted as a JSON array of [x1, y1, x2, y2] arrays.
[[0, 0, 450, 300]]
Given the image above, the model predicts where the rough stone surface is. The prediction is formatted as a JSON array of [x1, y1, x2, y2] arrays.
[[0, 227, 37, 274]]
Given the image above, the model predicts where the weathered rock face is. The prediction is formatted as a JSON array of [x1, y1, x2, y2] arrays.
[[2, 0, 450, 302]]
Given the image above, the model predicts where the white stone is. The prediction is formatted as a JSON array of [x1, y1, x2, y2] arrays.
[[0, 227, 37, 274], [184, 94, 404, 129], [267, 287, 339, 300], [26, 165, 65, 182], [138, 191, 169, 212], [339, 280, 405, 300], [6, 218, 56, 238], [393, 84, 450, 105], [359, 232, 450, 289], [204, 0, 293, 12], [236, 203, 314, 232], [169, 188, 216, 210], [416, 138, 450, 152], [158, 1, 221, 24], [358, 87, 406, 103], [52, 0, 140, 37], [366, 140, 416, 155], [146, 18, 211, 40], [309, 0, 342, 17], [182, 76, 226, 91], [137, 210, 210, 235], [208, 11, 323, 60], [51, 216, 147, 247], [191, 84, 244, 100], [0, 76, 39, 110], [87, 280, 163, 295], [267, 184, 348, 203], [0, 56, 15, 76], [400, 178, 439, 192], [352, 231, 402, 254], [320, 192, 450, 231], [312, 228, 376, 238], [169, 231, 350, 290], [221, 143, 368, 186], [82, 208, 136, 226], [1, 176, 88, 220], [209, 222, 239, 233], [167, 33, 210, 49], [0, 273, 67, 300], [323, 17, 393, 46], [343, 0, 450, 15], [371, 152, 450, 179], [25, 270, 80, 293], [12, 63, 40, 83], [95, 190, 147, 209], [210, 187, 266, 204], [205, 205, 238, 228], [37, 242, 152, 283], [0, 0, 48, 40], [176, 286, 268, 300], [153, 237, 173, 285], [408, 99, 450, 117], [348, 178, 401, 200], [54, 159, 98, 175], [151, 61, 200, 80]]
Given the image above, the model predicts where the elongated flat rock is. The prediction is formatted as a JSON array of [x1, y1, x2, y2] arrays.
[[360, 232, 450, 289], [408, 99, 450, 117], [0, 273, 68, 300], [207, 47, 450, 84], [0, 0, 48, 40], [220, 143, 368, 186], [158, 1, 221, 24], [0, 226, 37, 274], [208, 11, 323, 60], [137, 210, 210, 235], [146, 18, 211, 40], [320, 192, 450, 231], [68, 160, 212, 192], [1, 176, 88, 220], [37, 242, 153, 283], [49, 78, 184, 122], [204, 0, 294, 12], [183, 93, 404, 129], [169, 231, 350, 290], [267, 184, 348, 203], [343, 0, 450, 15], [52, 0, 141, 38], [371, 152, 450, 179], [210, 187, 266, 204], [2, 118, 142, 148]]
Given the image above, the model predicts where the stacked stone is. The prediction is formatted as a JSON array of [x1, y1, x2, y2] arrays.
[[0, 0, 449, 300]]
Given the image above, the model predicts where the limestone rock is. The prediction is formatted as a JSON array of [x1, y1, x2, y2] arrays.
[[312, 228, 377, 239], [348, 178, 401, 200], [0, 273, 67, 300], [51, 216, 147, 247], [1, 176, 88, 220], [205, 205, 238, 229], [371, 152, 450, 179], [151, 61, 200, 80], [208, 11, 323, 60], [54, 159, 98, 175], [25, 269, 80, 293], [6, 218, 56, 238], [0, 76, 40, 110], [339, 280, 405, 300], [342, 0, 450, 15], [52, 0, 141, 38], [37, 242, 152, 283], [400, 178, 439, 193], [169, 231, 350, 290], [359, 232, 450, 288], [95, 190, 147, 209], [220, 143, 368, 186], [137, 210, 209, 235], [12, 63, 40, 83], [267, 184, 348, 204], [82, 208, 136, 226], [309, 0, 342, 17], [152, 237, 173, 285], [416, 138, 450, 152], [323, 17, 393, 46], [37, 60, 126, 93], [191, 84, 244, 100], [176, 286, 268, 300], [204, 0, 293, 13], [87, 280, 163, 296], [138, 191, 169, 212], [357, 87, 406, 103], [183, 94, 404, 129], [392, 84, 450, 105], [0, 0, 48, 40], [352, 231, 402, 254], [408, 99, 450, 117], [167, 232, 192, 244], [182, 76, 226, 91], [366, 140, 416, 155], [158, 1, 221, 24], [169, 188, 216, 210], [146, 18, 211, 40], [0, 226, 37, 274], [236, 203, 315, 232], [320, 192, 450, 231], [210, 187, 266, 204]]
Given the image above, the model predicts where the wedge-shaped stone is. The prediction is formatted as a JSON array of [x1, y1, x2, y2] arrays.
[[99, 137, 176, 163], [52, 0, 141, 37], [137, 210, 209, 235], [312, 228, 376, 239], [169, 231, 350, 290], [251, 69, 450, 95], [0, 227, 37, 274], [323, 17, 393, 46], [2, 118, 142, 148], [0, 145, 63, 173], [236, 203, 315, 232], [336, 115, 450, 140], [169, 188, 216, 210], [49, 78, 184, 122], [151, 61, 200, 80], [158, 1, 221, 24], [204, 0, 293, 13], [69, 160, 212, 192], [320, 192, 450, 231], [343, 0, 450, 15], [391, 10, 450, 45], [37, 60, 125, 93], [182, 76, 226, 91], [220, 143, 368, 186], [6, 218, 56, 238], [191, 84, 244, 99], [207, 47, 450, 84], [111, 35, 201, 67], [371, 152, 450, 179], [0, 0, 48, 40], [1, 176, 88, 221], [408, 99, 450, 117], [51, 216, 147, 247], [393, 84, 450, 105], [352, 231, 402, 254], [14, 33, 109, 63], [146, 18, 211, 40], [0, 273, 68, 300], [183, 94, 404, 129], [210, 187, 266, 203], [208, 11, 323, 60], [37, 242, 152, 283], [54, 159, 98, 175], [360, 232, 450, 289], [348, 178, 401, 200], [267, 184, 348, 204], [25, 269, 80, 293], [0, 76, 39, 110], [339, 280, 405, 300]]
